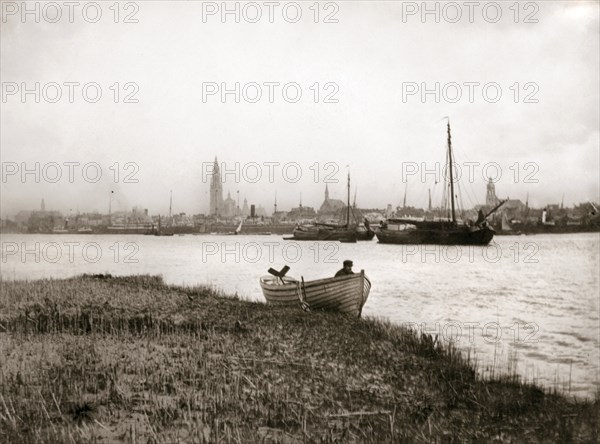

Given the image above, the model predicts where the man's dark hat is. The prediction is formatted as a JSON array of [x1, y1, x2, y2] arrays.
[[343, 260, 353, 266]]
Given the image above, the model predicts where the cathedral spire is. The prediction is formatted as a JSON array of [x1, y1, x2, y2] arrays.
[[325, 184, 329, 201], [209, 156, 223, 215], [486, 177, 498, 207]]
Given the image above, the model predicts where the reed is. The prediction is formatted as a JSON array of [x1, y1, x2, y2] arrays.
[[0, 274, 597, 443]]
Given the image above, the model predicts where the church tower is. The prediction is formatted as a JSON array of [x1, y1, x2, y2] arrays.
[[209, 157, 223, 215], [486, 178, 498, 207], [324, 185, 329, 201]]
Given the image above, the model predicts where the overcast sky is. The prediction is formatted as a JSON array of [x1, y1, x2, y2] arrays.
[[1, 0, 598, 218]]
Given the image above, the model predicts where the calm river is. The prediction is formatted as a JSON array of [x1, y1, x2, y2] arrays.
[[1, 232, 598, 398]]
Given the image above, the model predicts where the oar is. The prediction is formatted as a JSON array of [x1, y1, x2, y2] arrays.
[[268, 265, 290, 284], [300, 276, 310, 311]]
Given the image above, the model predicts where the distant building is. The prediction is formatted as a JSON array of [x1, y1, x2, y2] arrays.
[[503, 199, 527, 213], [318, 185, 346, 219], [222, 191, 236, 218], [287, 205, 316, 221], [255, 205, 267, 218], [484, 179, 525, 215]]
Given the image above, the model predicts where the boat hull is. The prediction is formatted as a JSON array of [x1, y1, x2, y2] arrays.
[[356, 228, 375, 241], [290, 227, 358, 242], [375, 225, 495, 245], [260, 271, 371, 317]]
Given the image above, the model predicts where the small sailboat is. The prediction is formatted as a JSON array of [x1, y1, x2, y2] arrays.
[[225, 219, 244, 235], [260, 266, 371, 317]]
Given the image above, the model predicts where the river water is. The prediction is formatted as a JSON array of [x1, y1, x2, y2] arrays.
[[1, 232, 598, 398]]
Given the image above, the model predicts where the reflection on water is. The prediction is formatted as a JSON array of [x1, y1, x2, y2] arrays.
[[1, 232, 598, 397]]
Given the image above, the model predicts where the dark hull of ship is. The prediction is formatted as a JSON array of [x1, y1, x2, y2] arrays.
[[356, 229, 375, 241], [291, 228, 358, 242], [375, 226, 495, 245]]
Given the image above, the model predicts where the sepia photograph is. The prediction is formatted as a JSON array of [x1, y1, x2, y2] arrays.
[[1, 1, 599, 442]]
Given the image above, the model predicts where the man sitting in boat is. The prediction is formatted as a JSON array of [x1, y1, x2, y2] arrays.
[[335, 260, 354, 277]]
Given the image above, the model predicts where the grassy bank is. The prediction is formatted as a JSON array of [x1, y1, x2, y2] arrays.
[[0, 274, 597, 443]]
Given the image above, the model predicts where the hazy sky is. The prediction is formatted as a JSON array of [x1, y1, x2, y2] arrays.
[[1, 0, 599, 218]]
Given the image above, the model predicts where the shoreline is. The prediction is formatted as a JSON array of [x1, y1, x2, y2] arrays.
[[0, 274, 598, 442]]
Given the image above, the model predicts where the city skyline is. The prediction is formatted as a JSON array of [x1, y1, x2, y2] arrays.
[[4, 169, 594, 221]]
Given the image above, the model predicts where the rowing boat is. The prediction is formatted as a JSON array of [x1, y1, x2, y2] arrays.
[[259, 270, 371, 317]]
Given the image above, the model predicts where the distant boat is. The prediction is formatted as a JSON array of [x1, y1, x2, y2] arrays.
[[287, 174, 364, 242], [224, 219, 244, 235], [375, 119, 505, 246], [291, 224, 358, 242], [77, 227, 93, 233], [260, 269, 371, 317], [235, 219, 243, 234]]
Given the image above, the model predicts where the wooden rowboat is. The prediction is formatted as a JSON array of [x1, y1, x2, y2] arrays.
[[260, 270, 371, 317]]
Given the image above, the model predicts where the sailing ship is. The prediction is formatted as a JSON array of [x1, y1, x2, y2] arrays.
[[287, 174, 373, 242], [375, 120, 505, 245], [260, 267, 371, 317]]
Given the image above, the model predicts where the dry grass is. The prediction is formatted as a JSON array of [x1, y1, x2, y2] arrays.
[[0, 274, 598, 443]]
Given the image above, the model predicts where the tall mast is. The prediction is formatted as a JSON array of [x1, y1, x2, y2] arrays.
[[108, 190, 113, 224], [403, 182, 408, 208], [428, 188, 432, 211], [346, 173, 351, 227], [447, 119, 456, 223], [169, 190, 172, 220]]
